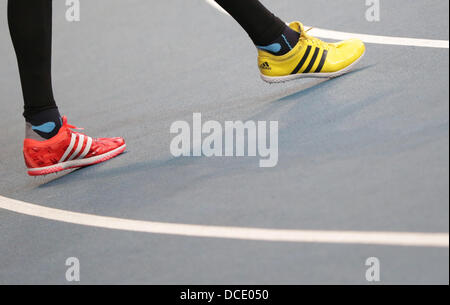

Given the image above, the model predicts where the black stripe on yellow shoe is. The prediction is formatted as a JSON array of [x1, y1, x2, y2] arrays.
[[291, 45, 312, 75], [314, 50, 328, 73], [303, 47, 320, 74]]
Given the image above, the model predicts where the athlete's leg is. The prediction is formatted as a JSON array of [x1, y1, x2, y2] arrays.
[[214, 0, 299, 55], [8, 0, 126, 176], [8, 0, 61, 139]]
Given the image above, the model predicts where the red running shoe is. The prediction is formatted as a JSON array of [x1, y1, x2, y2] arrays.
[[23, 116, 126, 176]]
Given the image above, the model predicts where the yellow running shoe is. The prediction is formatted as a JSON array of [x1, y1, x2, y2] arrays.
[[258, 22, 365, 83]]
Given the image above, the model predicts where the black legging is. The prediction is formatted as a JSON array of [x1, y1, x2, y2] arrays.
[[8, 0, 285, 119], [8, 0, 56, 120], [215, 0, 285, 45]]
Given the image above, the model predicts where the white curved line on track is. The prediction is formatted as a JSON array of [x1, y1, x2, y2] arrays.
[[0, 195, 448, 248], [205, 0, 449, 49]]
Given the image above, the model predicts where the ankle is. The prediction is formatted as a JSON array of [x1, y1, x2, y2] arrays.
[[256, 25, 300, 56], [25, 108, 62, 140]]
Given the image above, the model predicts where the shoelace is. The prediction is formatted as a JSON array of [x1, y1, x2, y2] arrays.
[[302, 27, 330, 50], [66, 123, 84, 131], [63, 118, 85, 134]]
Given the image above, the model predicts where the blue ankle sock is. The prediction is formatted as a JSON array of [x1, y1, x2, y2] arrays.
[[25, 108, 62, 140], [256, 25, 300, 55]]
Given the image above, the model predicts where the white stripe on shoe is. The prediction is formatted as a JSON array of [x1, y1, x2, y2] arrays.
[[27, 144, 126, 175], [78, 136, 93, 160], [67, 134, 85, 161], [59, 133, 77, 163]]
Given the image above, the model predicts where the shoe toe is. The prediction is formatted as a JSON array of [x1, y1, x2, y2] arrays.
[[113, 137, 126, 148], [330, 38, 365, 68], [338, 38, 365, 58], [111, 137, 125, 146], [91, 137, 125, 155]]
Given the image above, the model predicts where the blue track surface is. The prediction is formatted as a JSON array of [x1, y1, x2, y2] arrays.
[[0, 0, 448, 284]]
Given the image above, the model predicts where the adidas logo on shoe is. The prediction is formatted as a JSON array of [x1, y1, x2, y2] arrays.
[[260, 62, 271, 70]]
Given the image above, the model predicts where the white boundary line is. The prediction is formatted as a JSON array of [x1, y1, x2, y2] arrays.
[[306, 28, 449, 49], [205, 0, 449, 49], [205, 0, 228, 14], [0, 195, 448, 248]]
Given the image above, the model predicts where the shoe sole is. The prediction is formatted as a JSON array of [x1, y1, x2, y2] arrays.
[[27, 144, 126, 176], [260, 50, 365, 84]]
